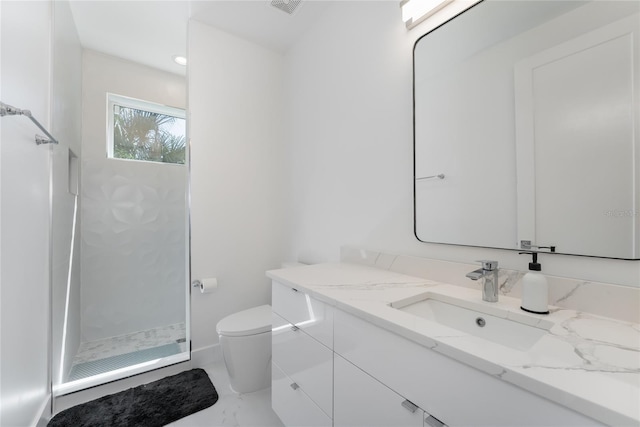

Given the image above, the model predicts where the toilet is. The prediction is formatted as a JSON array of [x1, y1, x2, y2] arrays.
[[216, 304, 272, 393]]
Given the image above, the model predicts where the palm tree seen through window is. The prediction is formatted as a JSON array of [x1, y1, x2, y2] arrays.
[[109, 94, 186, 165]]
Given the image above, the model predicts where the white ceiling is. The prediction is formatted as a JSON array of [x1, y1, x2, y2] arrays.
[[190, 1, 332, 53], [68, 0, 333, 76]]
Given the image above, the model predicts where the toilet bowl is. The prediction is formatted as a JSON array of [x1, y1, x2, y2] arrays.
[[216, 304, 272, 393]]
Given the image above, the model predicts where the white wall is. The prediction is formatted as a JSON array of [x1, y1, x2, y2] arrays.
[[188, 20, 289, 357], [51, 0, 83, 387], [0, 1, 52, 425], [284, 1, 640, 287], [285, 1, 417, 264], [80, 50, 187, 342]]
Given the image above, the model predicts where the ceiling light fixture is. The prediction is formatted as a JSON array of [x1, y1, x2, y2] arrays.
[[172, 55, 187, 66], [400, 0, 453, 29]]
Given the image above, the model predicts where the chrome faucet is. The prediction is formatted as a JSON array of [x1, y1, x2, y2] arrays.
[[466, 260, 499, 302]]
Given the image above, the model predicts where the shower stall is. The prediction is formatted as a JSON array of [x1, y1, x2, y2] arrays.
[[49, 0, 190, 397]]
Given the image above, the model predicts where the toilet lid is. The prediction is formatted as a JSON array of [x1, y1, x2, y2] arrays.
[[216, 304, 272, 337]]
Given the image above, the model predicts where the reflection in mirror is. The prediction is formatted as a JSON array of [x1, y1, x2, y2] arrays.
[[51, 0, 190, 396], [414, 0, 639, 259]]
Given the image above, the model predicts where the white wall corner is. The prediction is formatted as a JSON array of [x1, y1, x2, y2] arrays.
[[33, 395, 51, 427]]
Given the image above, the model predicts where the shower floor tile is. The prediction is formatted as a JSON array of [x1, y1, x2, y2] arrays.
[[68, 342, 182, 381], [72, 323, 186, 365]]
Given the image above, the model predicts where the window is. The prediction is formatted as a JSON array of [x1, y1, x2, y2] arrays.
[[107, 93, 186, 165]]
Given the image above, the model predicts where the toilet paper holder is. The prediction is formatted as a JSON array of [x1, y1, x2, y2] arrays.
[[192, 278, 218, 293]]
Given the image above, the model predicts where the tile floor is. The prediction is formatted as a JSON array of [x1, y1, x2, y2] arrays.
[[73, 323, 186, 364], [168, 360, 284, 427]]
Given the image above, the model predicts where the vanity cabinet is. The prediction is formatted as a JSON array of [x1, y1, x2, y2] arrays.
[[271, 280, 602, 427], [334, 354, 425, 427], [334, 309, 602, 427], [272, 279, 333, 347], [272, 362, 331, 427], [271, 281, 333, 426]]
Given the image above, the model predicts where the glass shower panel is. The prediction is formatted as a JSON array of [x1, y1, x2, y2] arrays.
[[51, 0, 190, 396]]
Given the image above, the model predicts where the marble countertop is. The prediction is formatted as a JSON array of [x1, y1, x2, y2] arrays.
[[266, 262, 640, 426]]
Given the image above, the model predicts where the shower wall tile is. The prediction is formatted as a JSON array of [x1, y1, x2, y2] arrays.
[[80, 157, 187, 342]]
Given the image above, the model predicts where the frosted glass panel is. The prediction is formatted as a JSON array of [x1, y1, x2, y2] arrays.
[[81, 158, 187, 341]]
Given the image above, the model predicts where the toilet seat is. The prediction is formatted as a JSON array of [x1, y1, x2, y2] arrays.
[[216, 304, 272, 337]]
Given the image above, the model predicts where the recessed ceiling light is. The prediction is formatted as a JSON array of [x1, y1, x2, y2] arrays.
[[172, 55, 187, 66]]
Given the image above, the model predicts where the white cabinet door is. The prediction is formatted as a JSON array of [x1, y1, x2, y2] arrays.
[[272, 362, 332, 427], [334, 309, 603, 426], [272, 280, 333, 347], [272, 312, 333, 417], [334, 354, 424, 427]]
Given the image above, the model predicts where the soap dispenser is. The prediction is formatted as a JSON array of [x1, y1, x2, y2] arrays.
[[519, 252, 549, 315]]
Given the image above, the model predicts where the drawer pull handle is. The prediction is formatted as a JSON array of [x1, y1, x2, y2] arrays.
[[291, 325, 300, 332], [425, 414, 446, 427], [401, 399, 418, 413], [290, 382, 300, 390], [291, 288, 299, 292]]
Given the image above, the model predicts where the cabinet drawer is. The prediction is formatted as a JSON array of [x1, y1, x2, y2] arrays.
[[272, 312, 333, 417], [334, 354, 424, 427], [334, 309, 602, 427], [272, 280, 333, 348], [272, 362, 332, 427]]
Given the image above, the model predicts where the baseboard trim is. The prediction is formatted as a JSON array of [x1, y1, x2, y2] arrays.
[[191, 343, 220, 368]]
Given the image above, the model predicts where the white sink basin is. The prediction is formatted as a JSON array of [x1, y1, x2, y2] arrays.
[[390, 293, 551, 351]]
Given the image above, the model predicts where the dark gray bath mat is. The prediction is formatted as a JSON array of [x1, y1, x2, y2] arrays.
[[48, 368, 218, 427]]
